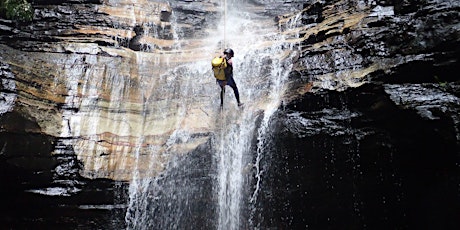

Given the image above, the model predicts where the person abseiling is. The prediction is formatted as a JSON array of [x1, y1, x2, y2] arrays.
[[215, 48, 242, 108]]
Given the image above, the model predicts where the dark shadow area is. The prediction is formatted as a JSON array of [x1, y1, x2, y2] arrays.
[[253, 83, 460, 229]]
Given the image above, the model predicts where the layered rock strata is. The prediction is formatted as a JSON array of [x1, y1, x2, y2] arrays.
[[0, 0, 458, 182], [0, 0, 224, 181]]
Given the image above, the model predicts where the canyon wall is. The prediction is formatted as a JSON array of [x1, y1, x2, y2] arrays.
[[0, 0, 458, 228]]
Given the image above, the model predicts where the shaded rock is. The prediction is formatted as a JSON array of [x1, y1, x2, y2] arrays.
[[258, 82, 460, 229]]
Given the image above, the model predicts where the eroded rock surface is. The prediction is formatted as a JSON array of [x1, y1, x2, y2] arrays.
[[0, 0, 225, 181], [283, 0, 459, 93], [0, 0, 459, 228]]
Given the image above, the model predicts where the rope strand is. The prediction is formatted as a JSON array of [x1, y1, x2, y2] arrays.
[[223, 0, 227, 50]]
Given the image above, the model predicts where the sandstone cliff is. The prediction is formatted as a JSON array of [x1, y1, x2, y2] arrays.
[[0, 0, 458, 183], [0, 0, 459, 228]]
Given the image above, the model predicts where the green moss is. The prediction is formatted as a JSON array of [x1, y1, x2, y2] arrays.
[[0, 0, 33, 22], [434, 75, 447, 88]]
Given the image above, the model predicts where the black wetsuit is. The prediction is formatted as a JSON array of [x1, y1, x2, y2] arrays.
[[217, 56, 240, 106]]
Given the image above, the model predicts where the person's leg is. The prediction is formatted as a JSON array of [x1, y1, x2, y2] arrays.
[[232, 85, 241, 105], [218, 80, 227, 107], [227, 78, 241, 105], [220, 87, 225, 107]]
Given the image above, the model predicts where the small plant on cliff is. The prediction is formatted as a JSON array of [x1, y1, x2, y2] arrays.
[[0, 0, 33, 22], [434, 75, 448, 88]]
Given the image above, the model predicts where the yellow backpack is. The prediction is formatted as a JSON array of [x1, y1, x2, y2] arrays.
[[211, 57, 227, 80]]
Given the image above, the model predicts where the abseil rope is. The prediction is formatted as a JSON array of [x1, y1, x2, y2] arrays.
[[223, 0, 227, 50]]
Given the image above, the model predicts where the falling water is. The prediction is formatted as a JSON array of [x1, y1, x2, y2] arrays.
[[121, 0, 301, 229]]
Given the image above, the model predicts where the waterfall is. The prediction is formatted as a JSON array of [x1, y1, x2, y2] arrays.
[[122, 0, 300, 228]]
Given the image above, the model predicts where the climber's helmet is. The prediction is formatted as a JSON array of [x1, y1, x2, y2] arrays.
[[224, 48, 234, 58]]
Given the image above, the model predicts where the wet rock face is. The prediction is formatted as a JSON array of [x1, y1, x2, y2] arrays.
[[261, 3, 460, 227], [0, 0, 456, 181], [0, 1, 220, 227], [268, 2, 460, 226], [266, 1, 460, 228], [125, 139, 216, 229], [257, 82, 460, 229], [0, 0, 458, 228], [0, 0, 223, 182]]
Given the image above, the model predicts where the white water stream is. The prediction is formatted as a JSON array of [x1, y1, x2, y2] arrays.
[[124, 0, 301, 228]]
